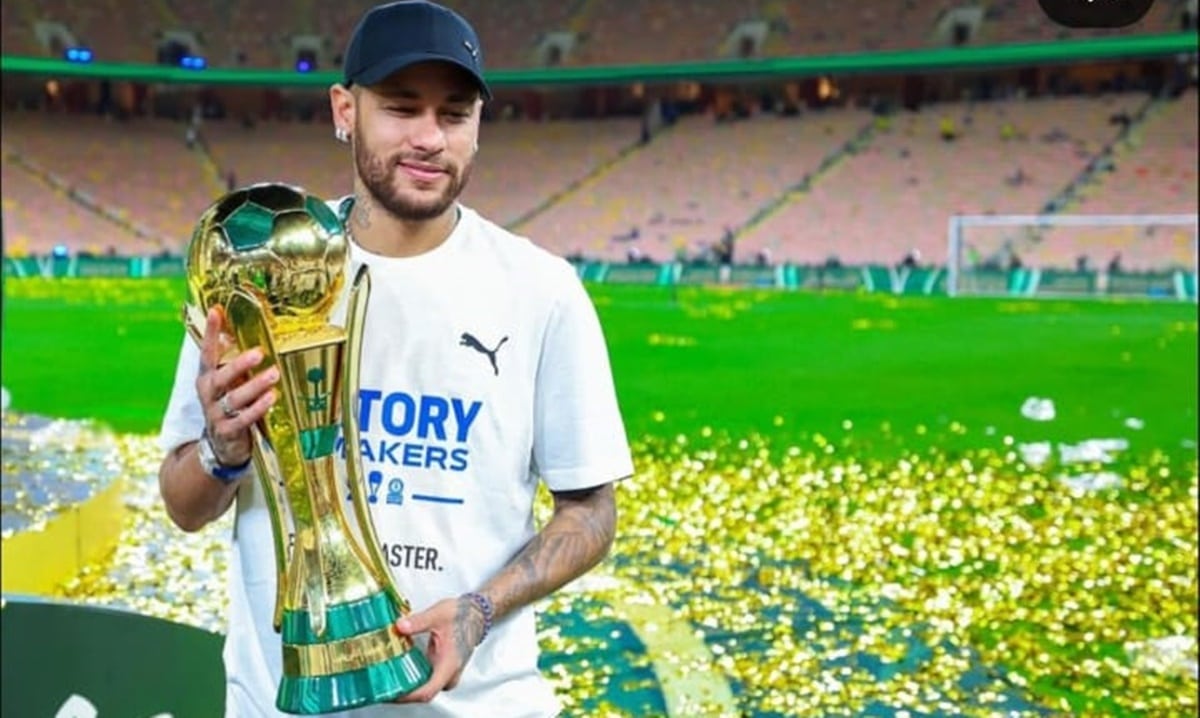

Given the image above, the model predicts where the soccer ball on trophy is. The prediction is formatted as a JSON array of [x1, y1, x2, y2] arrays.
[[184, 182, 349, 343]]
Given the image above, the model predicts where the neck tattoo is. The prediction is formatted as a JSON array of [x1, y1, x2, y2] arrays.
[[340, 201, 462, 254]]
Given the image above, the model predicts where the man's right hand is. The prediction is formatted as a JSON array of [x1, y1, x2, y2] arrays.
[[196, 307, 278, 466]]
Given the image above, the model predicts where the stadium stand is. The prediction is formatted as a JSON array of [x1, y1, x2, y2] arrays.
[[23, 0, 159, 64], [199, 117, 643, 228], [1, 153, 141, 256], [1, 87, 1192, 269], [1025, 88, 1199, 271], [1, 0, 1188, 67], [1, 0, 42, 57], [163, 0, 285, 69], [521, 109, 872, 262], [1072, 89, 1198, 216], [465, 118, 645, 226], [0, 111, 219, 247], [762, 0, 951, 57], [568, 0, 755, 66], [200, 121, 354, 205], [737, 93, 1152, 266], [0, 2, 1193, 273]]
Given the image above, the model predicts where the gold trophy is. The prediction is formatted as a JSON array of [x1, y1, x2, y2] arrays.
[[182, 183, 431, 714]]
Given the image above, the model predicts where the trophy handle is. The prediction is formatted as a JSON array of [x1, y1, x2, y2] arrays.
[[183, 302, 240, 365], [225, 289, 320, 633], [182, 304, 205, 346], [187, 296, 289, 629], [340, 265, 410, 614], [249, 430, 289, 632]]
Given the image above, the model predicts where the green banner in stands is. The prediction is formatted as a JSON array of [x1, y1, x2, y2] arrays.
[[862, 265, 893, 293], [0, 596, 224, 717], [2, 33, 1196, 87]]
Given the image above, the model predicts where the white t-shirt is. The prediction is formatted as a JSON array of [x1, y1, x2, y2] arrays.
[[159, 201, 634, 718]]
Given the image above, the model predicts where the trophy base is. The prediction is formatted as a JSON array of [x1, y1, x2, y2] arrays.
[[277, 648, 432, 715], [275, 591, 433, 714]]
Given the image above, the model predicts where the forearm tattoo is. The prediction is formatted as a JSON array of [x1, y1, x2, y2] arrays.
[[487, 484, 616, 619], [453, 595, 483, 658]]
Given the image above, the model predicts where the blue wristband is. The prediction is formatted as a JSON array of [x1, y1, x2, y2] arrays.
[[210, 457, 252, 482], [199, 428, 253, 484], [463, 592, 493, 644]]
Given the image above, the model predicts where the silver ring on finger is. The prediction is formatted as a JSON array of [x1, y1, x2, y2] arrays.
[[218, 393, 240, 419]]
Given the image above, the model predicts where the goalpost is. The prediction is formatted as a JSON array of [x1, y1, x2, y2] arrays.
[[947, 214, 1199, 301]]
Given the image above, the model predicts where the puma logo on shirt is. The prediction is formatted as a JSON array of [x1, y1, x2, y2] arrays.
[[460, 332, 508, 376]]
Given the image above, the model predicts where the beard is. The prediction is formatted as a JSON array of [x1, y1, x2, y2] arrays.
[[353, 127, 473, 222]]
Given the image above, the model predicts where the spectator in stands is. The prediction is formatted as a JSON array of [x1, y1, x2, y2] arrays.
[[225, 170, 237, 191], [614, 226, 640, 243], [900, 248, 921, 269], [756, 248, 773, 267], [1005, 167, 1030, 187], [939, 116, 958, 142], [1076, 255, 1090, 273], [1042, 127, 1070, 143], [155, 3, 630, 717], [713, 226, 735, 283], [1108, 252, 1124, 275], [716, 226, 735, 266]]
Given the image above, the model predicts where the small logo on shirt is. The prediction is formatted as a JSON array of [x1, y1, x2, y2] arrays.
[[367, 470, 383, 503], [386, 478, 405, 505], [460, 332, 508, 376]]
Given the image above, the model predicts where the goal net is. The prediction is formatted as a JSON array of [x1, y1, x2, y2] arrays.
[[947, 214, 1198, 301]]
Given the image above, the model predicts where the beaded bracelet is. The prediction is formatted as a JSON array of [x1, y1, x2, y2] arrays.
[[463, 592, 493, 644]]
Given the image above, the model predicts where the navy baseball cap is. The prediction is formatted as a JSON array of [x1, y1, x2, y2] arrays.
[[342, 0, 491, 100]]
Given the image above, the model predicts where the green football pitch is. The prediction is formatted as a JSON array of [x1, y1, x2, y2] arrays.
[[2, 278, 1197, 716], [1, 278, 1195, 461]]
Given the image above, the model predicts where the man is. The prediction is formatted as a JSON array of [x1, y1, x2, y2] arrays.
[[156, 2, 633, 716]]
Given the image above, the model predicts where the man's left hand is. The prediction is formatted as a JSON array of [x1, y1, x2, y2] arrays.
[[392, 596, 485, 703]]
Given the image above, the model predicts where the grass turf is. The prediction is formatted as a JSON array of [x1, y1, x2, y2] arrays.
[[3, 277, 1196, 716], [1, 278, 1195, 461]]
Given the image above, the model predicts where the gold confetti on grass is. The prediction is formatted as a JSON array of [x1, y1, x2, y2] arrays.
[[27, 429, 1198, 716]]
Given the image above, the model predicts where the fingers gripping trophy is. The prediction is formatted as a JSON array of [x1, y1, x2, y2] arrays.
[[182, 183, 432, 714]]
